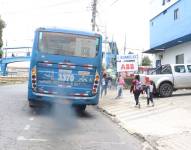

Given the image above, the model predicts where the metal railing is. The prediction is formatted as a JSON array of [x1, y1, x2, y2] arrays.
[[0, 47, 32, 76], [2, 47, 32, 58]]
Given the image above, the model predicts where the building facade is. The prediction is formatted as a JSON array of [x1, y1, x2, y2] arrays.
[[146, 0, 191, 67]]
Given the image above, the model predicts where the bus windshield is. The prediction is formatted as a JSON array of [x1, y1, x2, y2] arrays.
[[38, 31, 99, 58]]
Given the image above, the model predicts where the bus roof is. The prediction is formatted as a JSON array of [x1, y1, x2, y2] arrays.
[[36, 27, 101, 37]]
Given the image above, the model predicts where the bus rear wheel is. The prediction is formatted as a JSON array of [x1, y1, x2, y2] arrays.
[[75, 105, 86, 111], [28, 99, 41, 108]]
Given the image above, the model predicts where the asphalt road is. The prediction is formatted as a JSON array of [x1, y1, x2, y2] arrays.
[[0, 83, 144, 150]]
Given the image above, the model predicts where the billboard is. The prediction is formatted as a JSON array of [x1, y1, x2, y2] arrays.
[[117, 54, 138, 72]]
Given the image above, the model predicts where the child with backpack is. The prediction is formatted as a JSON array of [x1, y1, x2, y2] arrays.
[[146, 80, 155, 107], [130, 75, 143, 108]]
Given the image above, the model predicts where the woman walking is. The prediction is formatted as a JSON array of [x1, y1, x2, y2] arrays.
[[115, 75, 125, 99], [130, 75, 143, 108]]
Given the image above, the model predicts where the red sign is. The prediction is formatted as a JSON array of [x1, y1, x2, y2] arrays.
[[117, 62, 138, 72]]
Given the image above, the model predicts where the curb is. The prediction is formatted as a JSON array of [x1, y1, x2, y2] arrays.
[[97, 105, 158, 150]]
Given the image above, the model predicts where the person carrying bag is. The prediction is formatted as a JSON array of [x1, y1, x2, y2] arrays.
[[130, 75, 143, 108], [115, 75, 125, 99]]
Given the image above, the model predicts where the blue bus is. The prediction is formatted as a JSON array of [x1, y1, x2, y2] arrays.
[[28, 27, 102, 111]]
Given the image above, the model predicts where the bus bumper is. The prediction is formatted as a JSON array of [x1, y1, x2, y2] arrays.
[[28, 89, 99, 105]]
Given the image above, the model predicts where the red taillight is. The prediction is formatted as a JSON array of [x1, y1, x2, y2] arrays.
[[31, 67, 37, 91], [32, 75, 36, 78], [92, 72, 100, 95], [92, 89, 97, 93], [32, 79, 36, 83]]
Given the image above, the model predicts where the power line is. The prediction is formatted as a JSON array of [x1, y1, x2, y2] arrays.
[[97, 0, 109, 5], [111, 0, 119, 6], [2, 0, 88, 15]]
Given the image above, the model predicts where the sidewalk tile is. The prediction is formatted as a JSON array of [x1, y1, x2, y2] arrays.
[[99, 89, 191, 150]]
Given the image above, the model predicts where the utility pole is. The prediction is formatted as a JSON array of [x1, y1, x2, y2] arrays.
[[124, 33, 126, 55], [91, 0, 97, 31]]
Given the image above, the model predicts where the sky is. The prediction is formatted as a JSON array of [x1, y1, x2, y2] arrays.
[[0, 0, 151, 53]]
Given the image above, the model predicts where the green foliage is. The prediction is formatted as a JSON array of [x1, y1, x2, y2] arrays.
[[141, 56, 152, 66], [0, 50, 3, 58], [0, 16, 6, 49]]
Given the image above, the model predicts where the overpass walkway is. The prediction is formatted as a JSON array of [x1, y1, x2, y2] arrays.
[[0, 47, 31, 76]]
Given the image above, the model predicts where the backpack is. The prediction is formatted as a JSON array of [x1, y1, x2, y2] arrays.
[[134, 80, 142, 91]]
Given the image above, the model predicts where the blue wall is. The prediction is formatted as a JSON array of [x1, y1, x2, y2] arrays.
[[150, 0, 191, 49]]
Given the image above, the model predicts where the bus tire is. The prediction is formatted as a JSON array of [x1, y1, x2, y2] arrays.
[[28, 99, 40, 108], [81, 105, 86, 111], [75, 105, 86, 111], [159, 82, 173, 97]]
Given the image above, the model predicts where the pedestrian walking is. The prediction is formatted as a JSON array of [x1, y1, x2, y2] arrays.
[[130, 74, 143, 108], [107, 75, 112, 90], [146, 80, 155, 107], [101, 73, 108, 98], [12, 53, 15, 57], [115, 75, 125, 99]]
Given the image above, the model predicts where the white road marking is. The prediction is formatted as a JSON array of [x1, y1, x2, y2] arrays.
[[24, 125, 30, 130], [17, 136, 48, 142]]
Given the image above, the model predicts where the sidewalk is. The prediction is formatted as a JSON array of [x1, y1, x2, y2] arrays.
[[98, 89, 191, 150]]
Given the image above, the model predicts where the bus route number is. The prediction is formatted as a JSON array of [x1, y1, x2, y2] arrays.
[[58, 70, 74, 82]]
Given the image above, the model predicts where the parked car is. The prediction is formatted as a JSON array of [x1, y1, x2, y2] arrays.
[[139, 64, 191, 97]]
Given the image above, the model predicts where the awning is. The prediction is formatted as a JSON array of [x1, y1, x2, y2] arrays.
[[144, 48, 165, 54], [144, 33, 191, 54]]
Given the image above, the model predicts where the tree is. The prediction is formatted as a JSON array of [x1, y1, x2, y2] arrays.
[[141, 56, 152, 66], [0, 16, 6, 49]]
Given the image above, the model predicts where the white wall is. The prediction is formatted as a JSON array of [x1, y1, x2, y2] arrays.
[[155, 41, 191, 65]]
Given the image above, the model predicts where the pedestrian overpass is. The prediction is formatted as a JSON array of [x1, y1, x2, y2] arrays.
[[0, 47, 31, 76]]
